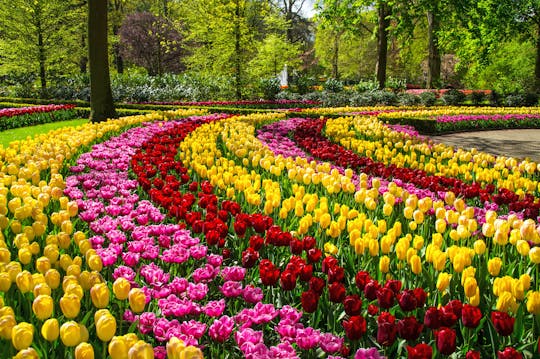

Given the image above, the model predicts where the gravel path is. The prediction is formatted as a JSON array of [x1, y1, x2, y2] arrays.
[[429, 129, 540, 163]]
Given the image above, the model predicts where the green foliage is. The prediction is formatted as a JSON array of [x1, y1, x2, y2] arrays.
[[0, 0, 85, 89], [441, 89, 465, 105], [419, 91, 437, 106], [323, 78, 344, 92], [464, 40, 536, 94], [397, 93, 421, 106], [248, 34, 302, 79], [258, 78, 282, 100]]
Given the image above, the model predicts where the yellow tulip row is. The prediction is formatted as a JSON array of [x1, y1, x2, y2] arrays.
[[0, 109, 207, 356], [179, 113, 540, 315], [325, 115, 540, 196]]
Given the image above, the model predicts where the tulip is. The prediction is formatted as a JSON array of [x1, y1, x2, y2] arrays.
[[44, 269, 60, 289], [167, 337, 186, 358], [437, 273, 451, 292], [127, 340, 154, 359], [113, 277, 131, 300], [75, 342, 95, 359], [15, 270, 33, 293], [90, 283, 110, 309], [0, 314, 16, 340], [13, 348, 39, 359], [60, 293, 81, 319], [109, 336, 129, 359], [41, 318, 59, 341], [488, 257, 502, 276], [0, 272, 11, 292], [379, 256, 390, 273], [32, 294, 54, 320], [96, 314, 117, 342], [128, 288, 146, 313], [87, 254, 103, 272], [410, 254, 422, 275], [463, 277, 477, 298], [529, 247, 540, 264], [79, 323, 89, 343], [12, 322, 33, 350], [60, 321, 81, 347]]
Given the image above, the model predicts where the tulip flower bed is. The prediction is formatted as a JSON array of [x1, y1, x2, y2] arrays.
[[377, 108, 540, 134], [133, 100, 321, 109], [0, 104, 78, 131], [2, 106, 540, 358]]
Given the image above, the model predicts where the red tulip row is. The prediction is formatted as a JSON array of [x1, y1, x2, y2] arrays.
[[0, 104, 75, 118], [293, 118, 540, 218]]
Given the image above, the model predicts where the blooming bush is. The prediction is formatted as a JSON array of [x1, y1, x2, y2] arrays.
[[1, 105, 540, 358]]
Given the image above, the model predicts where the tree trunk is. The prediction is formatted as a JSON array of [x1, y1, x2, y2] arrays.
[[427, 10, 441, 89], [376, 1, 390, 90], [113, 26, 124, 74], [332, 33, 339, 79], [536, 21, 540, 93], [234, 0, 242, 100], [36, 17, 47, 95], [80, 34, 88, 73], [88, 0, 116, 122]]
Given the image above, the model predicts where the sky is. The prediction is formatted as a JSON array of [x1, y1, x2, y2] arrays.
[[300, 0, 316, 18]]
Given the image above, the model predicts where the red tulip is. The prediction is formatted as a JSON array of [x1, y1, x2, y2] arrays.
[[461, 304, 482, 328], [343, 295, 362, 316], [407, 343, 432, 359], [342, 315, 366, 340], [491, 311, 515, 336], [435, 327, 456, 355], [328, 282, 346, 303], [397, 316, 423, 341], [497, 347, 522, 359], [301, 290, 320, 313]]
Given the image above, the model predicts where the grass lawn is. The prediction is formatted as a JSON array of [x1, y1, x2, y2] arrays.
[[0, 119, 88, 147]]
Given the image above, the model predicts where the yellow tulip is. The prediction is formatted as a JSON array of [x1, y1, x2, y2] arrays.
[[44, 269, 60, 289], [128, 288, 147, 313], [113, 278, 131, 301], [520, 273, 531, 291], [32, 294, 54, 320], [35, 257, 51, 274], [88, 254, 103, 272], [473, 240, 486, 255], [79, 323, 90, 343], [463, 277, 477, 298], [75, 342, 95, 359], [109, 336, 129, 359], [180, 346, 204, 359], [13, 347, 39, 359], [60, 321, 81, 347], [527, 291, 540, 315], [436, 272, 451, 292], [128, 340, 154, 359], [0, 272, 11, 292], [410, 254, 422, 275], [90, 283, 110, 309], [15, 270, 33, 293], [41, 318, 59, 341], [0, 314, 16, 340], [96, 314, 117, 342], [488, 257, 502, 276], [11, 322, 33, 351], [529, 247, 540, 264], [496, 291, 517, 313], [379, 256, 390, 273], [60, 293, 81, 319]]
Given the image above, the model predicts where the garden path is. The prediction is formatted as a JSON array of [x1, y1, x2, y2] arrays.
[[429, 129, 540, 163]]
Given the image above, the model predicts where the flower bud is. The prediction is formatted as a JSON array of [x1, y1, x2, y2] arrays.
[[128, 340, 153, 359], [13, 347, 39, 359], [60, 321, 81, 347], [90, 283, 110, 309], [15, 270, 33, 293], [75, 342, 95, 359], [11, 322, 34, 350], [113, 278, 131, 301], [128, 288, 146, 313], [60, 293, 81, 319], [488, 257, 502, 276], [436, 272, 451, 292], [109, 336, 129, 359], [41, 318, 59, 341], [32, 294, 54, 320], [96, 314, 116, 342], [0, 314, 16, 340]]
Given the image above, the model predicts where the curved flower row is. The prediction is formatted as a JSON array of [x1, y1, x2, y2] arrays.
[[323, 116, 540, 217], [169, 114, 540, 356], [0, 109, 208, 358]]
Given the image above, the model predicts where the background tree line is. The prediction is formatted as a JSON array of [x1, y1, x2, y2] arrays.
[[0, 0, 538, 102]]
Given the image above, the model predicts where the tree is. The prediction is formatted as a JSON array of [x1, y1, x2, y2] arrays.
[[249, 34, 302, 79], [0, 0, 84, 95], [182, 0, 280, 99], [273, 0, 313, 45], [315, 0, 392, 88], [88, 0, 116, 122], [119, 12, 186, 75]]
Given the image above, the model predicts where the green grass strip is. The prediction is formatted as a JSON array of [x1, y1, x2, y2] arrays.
[[0, 118, 88, 147]]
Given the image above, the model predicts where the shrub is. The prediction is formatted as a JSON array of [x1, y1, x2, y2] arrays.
[[320, 91, 349, 106], [385, 77, 407, 92], [355, 79, 379, 93], [398, 93, 421, 106], [258, 78, 281, 100], [469, 91, 486, 105], [293, 76, 317, 95], [419, 91, 437, 106], [441, 89, 465, 105], [371, 90, 398, 106], [324, 78, 344, 93], [504, 93, 538, 107], [349, 93, 377, 106]]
